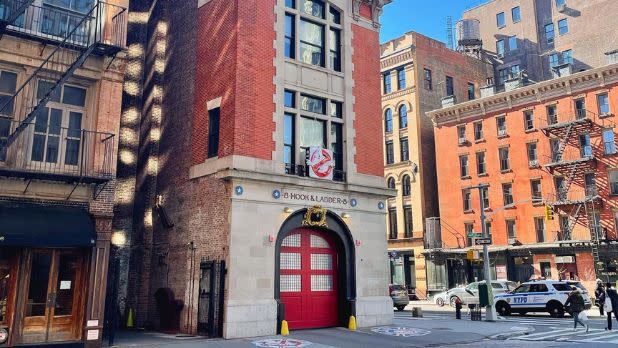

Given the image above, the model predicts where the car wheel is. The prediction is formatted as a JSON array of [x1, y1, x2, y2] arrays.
[[396, 305, 406, 311], [547, 302, 564, 318], [496, 301, 511, 316], [436, 298, 445, 307], [449, 296, 461, 308]]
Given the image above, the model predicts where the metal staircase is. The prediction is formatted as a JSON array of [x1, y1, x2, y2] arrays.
[[0, 1, 126, 159]]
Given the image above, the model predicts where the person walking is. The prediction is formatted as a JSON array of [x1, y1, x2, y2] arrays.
[[565, 287, 588, 332], [606, 283, 618, 330], [597, 279, 606, 316]]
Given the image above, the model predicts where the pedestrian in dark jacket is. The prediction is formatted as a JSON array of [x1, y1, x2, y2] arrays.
[[605, 283, 618, 330], [565, 287, 588, 332], [596, 279, 606, 316]]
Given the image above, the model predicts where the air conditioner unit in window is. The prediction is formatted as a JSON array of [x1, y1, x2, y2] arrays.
[[498, 129, 507, 137], [458, 137, 467, 145], [529, 159, 538, 167]]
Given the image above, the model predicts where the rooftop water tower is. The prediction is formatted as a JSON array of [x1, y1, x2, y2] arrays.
[[456, 19, 482, 58]]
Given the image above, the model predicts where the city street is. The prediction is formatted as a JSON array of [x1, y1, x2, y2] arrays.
[[111, 308, 618, 347]]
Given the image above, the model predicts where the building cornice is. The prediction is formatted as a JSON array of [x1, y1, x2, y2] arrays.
[[429, 63, 618, 127], [352, 0, 391, 28]]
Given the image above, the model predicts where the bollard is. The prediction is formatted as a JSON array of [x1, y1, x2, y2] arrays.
[[281, 320, 289, 336], [126, 308, 134, 328], [348, 316, 357, 331], [455, 299, 462, 320]]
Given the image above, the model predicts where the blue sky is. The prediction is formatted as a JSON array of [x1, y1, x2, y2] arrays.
[[379, 0, 489, 44]]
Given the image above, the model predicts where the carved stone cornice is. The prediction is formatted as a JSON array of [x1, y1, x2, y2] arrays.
[[352, 0, 390, 28]]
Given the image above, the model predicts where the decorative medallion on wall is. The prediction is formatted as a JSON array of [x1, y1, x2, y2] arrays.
[[272, 189, 281, 199], [350, 198, 358, 207], [302, 206, 328, 228], [378, 202, 385, 210], [235, 186, 244, 196]]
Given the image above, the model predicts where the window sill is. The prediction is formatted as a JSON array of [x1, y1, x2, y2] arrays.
[[497, 134, 509, 139], [529, 165, 541, 169], [478, 173, 489, 177], [532, 201, 544, 206], [524, 128, 537, 133], [458, 141, 469, 147], [461, 175, 472, 180], [464, 209, 474, 214], [500, 169, 513, 174], [600, 113, 615, 119], [504, 204, 516, 210], [474, 139, 486, 143]]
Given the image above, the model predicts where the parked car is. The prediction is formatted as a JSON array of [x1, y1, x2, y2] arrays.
[[494, 279, 592, 317], [390, 284, 409, 311], [434, 280, 518, 307]]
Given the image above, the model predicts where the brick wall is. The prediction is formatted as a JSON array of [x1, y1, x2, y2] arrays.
[[352, 24, 384, 177]]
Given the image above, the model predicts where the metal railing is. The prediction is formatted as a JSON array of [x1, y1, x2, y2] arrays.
[[540, 109, 615, 130], [546, 187, 599, 205], [0, 118, 114, 180], [551, 228, 604, 242], [2, 1, 126, 49], [543, 146, 594, 167], [284, 163, 346, 182]]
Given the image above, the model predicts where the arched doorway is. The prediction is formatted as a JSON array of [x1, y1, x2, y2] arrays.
[[274, 208, 356, 331], [280, 229, 338, 329]]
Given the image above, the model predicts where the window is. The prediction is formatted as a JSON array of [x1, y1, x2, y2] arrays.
[[507, 220, 516, 238], [496, 39, 505, 57], [524, 110, 534, 130], [474, 122, 483, 140], [285, 14, 295, 58], [300, 19, 325, 66], [387, 177, 395, 189], [531, 179, 542, 203], [403, 206, 413, 238], [459, 155, 469, 178], [562, 49, 573, 64], [510, 65, 520, 78], [445, 76, 454, 96], [547, 105, 557, 124], [329, 6, 341, 24], [508, 36, 517, 51], [301, 94, 326, 114], [397, 67, 406, 90], [527, 142, 538, 164], [402, 175, 411, 196], [575, 98, 585, 119], [550, 138, 560, 162], [300, 117, 326, 152], [330, 101, 342, 118], [496, 116, 507, 136], [457, 125, 466, 143], [388, 208, 398, 239], [467, 83, 475, 100], [284, 90, 295, 108], [383, 72, 391, 94], [549, 53, 560, 68], [423, 68, 432, 90], [0, 71, 17, 162], [465, 223, 474, 246], [534, 217, 546, 242], [556, 0, 565, 6], [503, 183, 514, 206], [385, 141, 394, 164], [207, 107, 220, 158], [476, 152, 486, 175], [545, 23, 554, 44], [598, 93, 610, 115], [302, 0, 325, 18], [400, 137, 409, 161], [585, 173, 597, 196], [399, 105, 408, 129], [384, 109, 393, 133], [496, 12, 505, 28], [485, 221, 492, 236], [579, 133, 592, 157], [558, 19, 568, 35], [462, 189, 472, 212], [329, 29, 341, 71], [286, 0, 295, 8], [511, 6, 521, 22], [610, 171, 618, 195], [499, 147, 510, 171], [530, 283, 549, 293], [330, 122, 343, 171], [604, 129, 616, 155], [284, 113, 295, 166], [498, 68, 509, 85]]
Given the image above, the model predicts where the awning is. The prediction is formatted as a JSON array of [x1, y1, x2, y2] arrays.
[[0, 201, 96, 247]]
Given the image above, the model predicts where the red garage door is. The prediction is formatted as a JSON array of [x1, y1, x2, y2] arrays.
[[280, 229, 338, 329]]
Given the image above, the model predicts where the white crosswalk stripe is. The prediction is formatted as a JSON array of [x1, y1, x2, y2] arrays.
[[510, 327, 618, 343]]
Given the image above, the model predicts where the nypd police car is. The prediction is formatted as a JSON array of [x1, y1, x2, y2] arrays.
[[494, 280, 591, 318]]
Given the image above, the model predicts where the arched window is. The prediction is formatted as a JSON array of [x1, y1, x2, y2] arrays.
[[385, 109, 393, 133], [399, 105, 408, 129], [387, 177, 396, 189], [402, 175, 411, 197]]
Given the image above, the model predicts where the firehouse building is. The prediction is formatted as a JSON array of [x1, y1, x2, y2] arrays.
[[121, 0, 393, 339]]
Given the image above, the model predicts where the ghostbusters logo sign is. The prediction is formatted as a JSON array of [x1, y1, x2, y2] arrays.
[[306, 147, 334, 180]]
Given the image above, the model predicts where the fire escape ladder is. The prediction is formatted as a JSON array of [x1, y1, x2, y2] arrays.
[[562, 163, 579, 196], [555, 124, 574, 162], [0, 0, 34, 33], [584, 201, 601, 263], [565, 203, 583, 241], [0, 2, 101, 157]]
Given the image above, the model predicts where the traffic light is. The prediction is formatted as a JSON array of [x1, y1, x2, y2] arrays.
[[544, 205, 554, 221]]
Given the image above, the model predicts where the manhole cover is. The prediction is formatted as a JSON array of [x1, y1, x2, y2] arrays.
[[252, 338, 313, 348], [371, 326, 431, 337]]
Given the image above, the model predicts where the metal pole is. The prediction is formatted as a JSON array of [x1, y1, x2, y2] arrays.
[[478, 185, 497, 321]]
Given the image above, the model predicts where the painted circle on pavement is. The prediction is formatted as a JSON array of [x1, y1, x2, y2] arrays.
[[252, 338, 313, 348], [371, 326, 431, 337]]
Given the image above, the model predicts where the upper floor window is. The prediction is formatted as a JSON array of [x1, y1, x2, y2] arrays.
[[385, 141, 394, 164], [604, 129, 616, 155], [558, 19, 568, 35], [476, 151, 486, 175], [383, 72, 392, 94], [284, 90, 296, 108], [457, 125, 466, 143], [399, 105, 408, 129], [610, 170, 618, 195], [598, 93, 610, 115], [524, 110, 534, 130], [329, 28, 341, 71], [445, 76, 454, 97], [388, 208, 398, 239], [384, 109, 393, 133], [496, 116, 507, 136], [496, 39, 505, 57], [508, 36, 517, 51], [285, 14, 295, 59], [547, 104, 558, 124], [207, 107, 220, 158], [0, 71, 17, 162], [400, 137, 409, 161], [503, 183, 514, 206], [402, 175, 411, 197], [545, 23, 555, 44], [499, 147, 510, 171], [574, 98, 586, 119], [527, 142, 538, 164], [549, 53, 560, 68], [397, 67, 406, 90], [462, 189, 472, 212], [511, 7, 521, 23], [474, 121, 483, 140], [284, 113, 295, 166], [531, 179, 542, 203], [301, 94, 326, 114], [387, 177, 395, 189], [467, 83, 475, 101], [423, 69, 432, 90], [556, 0, 566, 6], [496, 12, 505, 28], [286, 0, 295, 8], [459, 155, 469, 178], [329, 6, 341, 24], [302, 0, 325, 18], [562, 49, 573, 64], [300, 19, 325, 67]]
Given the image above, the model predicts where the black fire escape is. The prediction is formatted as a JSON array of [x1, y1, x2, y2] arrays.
[[541, 108, 612, 264], [0, 0, 126, 196]]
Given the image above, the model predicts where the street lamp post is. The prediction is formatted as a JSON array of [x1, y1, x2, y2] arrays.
[[471, 184, 497, 321]]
